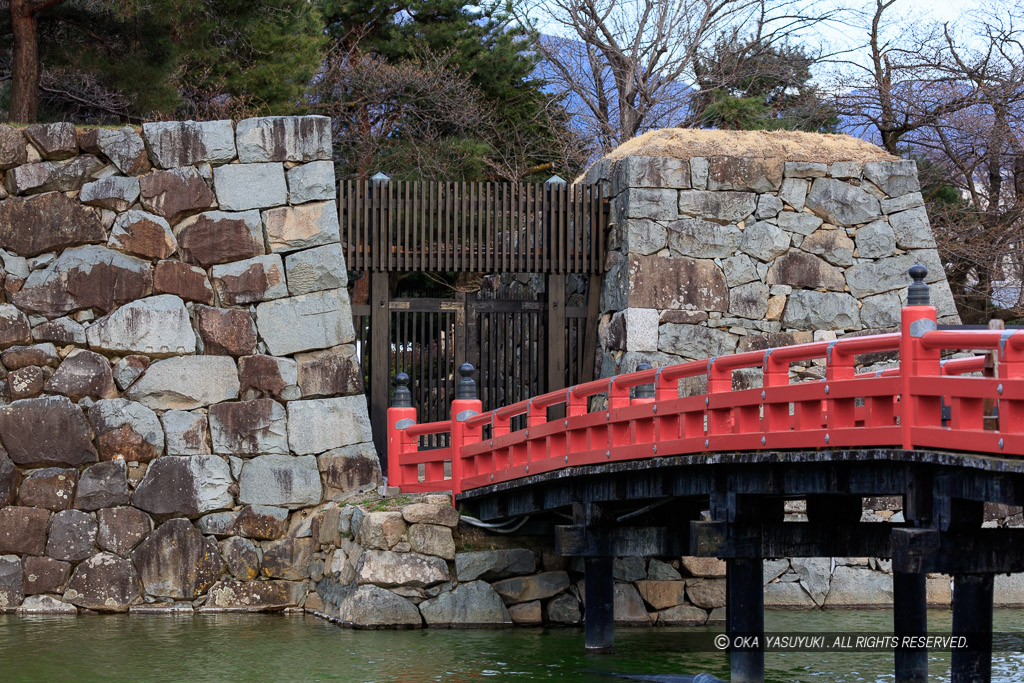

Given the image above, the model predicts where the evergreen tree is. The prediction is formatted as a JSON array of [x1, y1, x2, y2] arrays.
[[690, 34, 837, 133], [1, 0, 325, 123]]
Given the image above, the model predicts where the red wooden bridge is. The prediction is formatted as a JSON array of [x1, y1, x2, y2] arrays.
[[386, 266, 1024, 683]]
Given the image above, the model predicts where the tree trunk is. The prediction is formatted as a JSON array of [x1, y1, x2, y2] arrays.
[[9, 0, 42, 124]]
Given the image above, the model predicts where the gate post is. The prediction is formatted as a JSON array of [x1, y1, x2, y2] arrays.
[[449, 364, 482, 495], [899, 265, 940, 450], [387, 373, 416, 490]]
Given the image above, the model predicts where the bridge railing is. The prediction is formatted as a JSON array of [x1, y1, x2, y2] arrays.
[[387, 266, 1024, 495]]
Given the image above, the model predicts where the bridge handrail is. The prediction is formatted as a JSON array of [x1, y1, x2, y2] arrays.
[[387, 266, 1024, 495]]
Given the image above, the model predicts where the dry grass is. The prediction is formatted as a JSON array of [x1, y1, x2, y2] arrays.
[[602, 128, 897, 164]]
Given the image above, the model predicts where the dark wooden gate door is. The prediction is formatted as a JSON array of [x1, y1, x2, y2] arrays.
[[342, 180, 608, 460]]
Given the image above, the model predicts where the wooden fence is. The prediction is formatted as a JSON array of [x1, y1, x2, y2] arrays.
[[340, 180, 606, 274]]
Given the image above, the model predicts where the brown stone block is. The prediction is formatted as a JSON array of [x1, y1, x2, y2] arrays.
[[176, 212, 264, 267], [627, 254, 727, 311], [153, 260, 214, 305], [0, 506, 51, 555], [17, 467, 77, 511], [139, 167, 215, 224], [296, 345, 362, 397], [0, 192, 105, 257], [22, 555, 71, 595], [8, 366, 44, 399], [196, 306, 257, 357], [0, 396, 98, 468]]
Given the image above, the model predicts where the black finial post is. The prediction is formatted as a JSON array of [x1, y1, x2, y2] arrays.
[[907, 264, 930, 306], [392, 372, 412, 407], [633, 362, 655, 400], [456, 363, 477, 399]]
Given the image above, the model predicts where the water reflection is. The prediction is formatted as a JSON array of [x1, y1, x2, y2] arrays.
[[2, 609, 1023, 682]]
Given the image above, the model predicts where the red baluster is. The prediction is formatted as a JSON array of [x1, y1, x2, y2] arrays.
[[386, 373, 417, 491]]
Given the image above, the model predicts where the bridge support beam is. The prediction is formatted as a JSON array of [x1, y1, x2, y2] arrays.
[[584, 556, 614, 653], [951, 573, 993, 683], [726, 558, 764, 683], [893, 571, 928, 683]]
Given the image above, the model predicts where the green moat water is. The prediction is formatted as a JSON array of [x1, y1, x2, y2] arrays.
[[2, 609, 1024, 682]]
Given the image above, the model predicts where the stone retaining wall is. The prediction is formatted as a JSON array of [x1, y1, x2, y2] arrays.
[[583, 154, 960, 378], [0, 117, 379, 614]]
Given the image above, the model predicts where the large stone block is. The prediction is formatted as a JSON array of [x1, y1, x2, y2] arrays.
[[729, 281, 770, 319], [6, 156, 104, 195], [0, 396, 98, 467], [213, 163, 287, 211], [210, 254, 288, 305], [805, 178, 881, 226], [0, 454, 17, 509], [824, 566, 893, 607], [408, 524, 455, 560], [238, 454, 321, 508], [860, 292, 901, 329], [31, 317, 86, 346], [626, 254, 728, 311], [2, 342, 60, 371], [45, 349, 118, 401], [97, 506, 153, 556], [863, 160, 920, 197], [235, 116, 332, 163], [261, 537, 313, 579], [45, 509, 97, 562], [0, 555, 24, 609], [707, 157, 783, 192], [74, 460, 130, 511], [776, 211, 823, 235], [287, 161, 335, 204], [142, 120, 236, 168], [636, 580, 687, 610], [456, 549, 536, 582], [0, 506, 51, 555], [131, 455, 234, 517], [89, 398, 164, 463], [13, 245, 153, 318], [0, 192, 105, 257], [888, 207, 936, 249], [238, 355, 298, 399], [153, 260, 214, 304], [139, 166, 216, 224], [161, 410, 210, 456], [195, 306, 257, 357], [845, 251, 943, 298], [63, 552, 140, 612], [16, 467, 76, 511], [677, 190, 756, 223], [356, 550, 449, 588], [22, 555, 71, 595], [621, 188, 678, 221], [209, 399, 288, 456], [262, 201, 340, 253], [285, 244, 347, 295], [491, 571, 569, 605], [175, 210, 265, 268], [80, 176, 141, 212], [86, 295, 195, 356], [318, 444, 382, 495], [203, 579, 305, 611], [659, 323, 738, 360], [295, 345, 362, 397], [286, 396, 372, 455], [779, 178, 809, 211], [257, 289, 356, 356], [108, 210, 177, 261], [624, 219, 668, 255], [337, 584, 422, 628], [126, 356, 239, 410], [80, 126, 150, 175], [666, 217, 742, 258], [801, 227, 855, 266], [781, 290, 861, 330], [221, 537, 260, 580], [765, 251, 846, 291], [854, 220, 896, 259], [0, 126, 28, 170], [132, 518, 222, 599], [613, 156, 690, 191], [420, 581, 511, 627], [0, 305, 31, 349]]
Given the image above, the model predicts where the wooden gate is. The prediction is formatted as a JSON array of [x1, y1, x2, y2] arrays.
[[342, 179, 608, 459]]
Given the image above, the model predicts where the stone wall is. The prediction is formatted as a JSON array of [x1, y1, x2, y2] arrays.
[[0, 118, 379, 614], [582, 153, 960, 377]]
